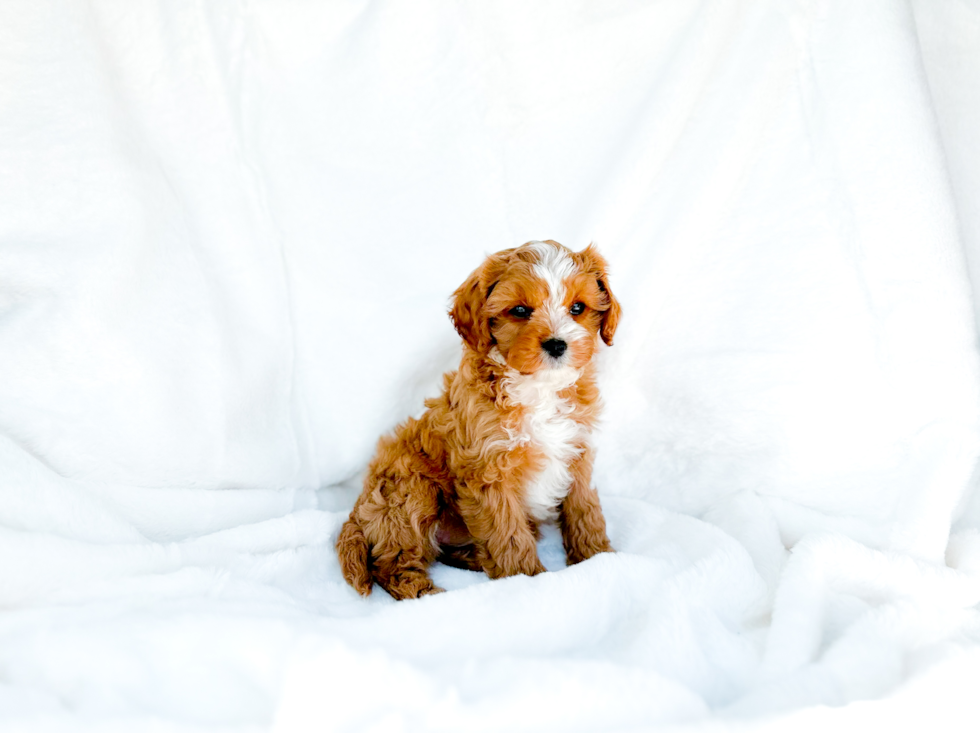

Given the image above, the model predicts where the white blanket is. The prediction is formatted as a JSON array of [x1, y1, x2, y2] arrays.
[[2, 0, 980, 730]]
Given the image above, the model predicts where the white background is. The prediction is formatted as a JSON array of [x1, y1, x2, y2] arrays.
[[1, 1, 980, 730]]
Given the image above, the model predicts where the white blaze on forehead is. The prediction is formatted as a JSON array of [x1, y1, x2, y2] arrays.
[[528, 241, 576, 303], [527, 241, 587, 343]]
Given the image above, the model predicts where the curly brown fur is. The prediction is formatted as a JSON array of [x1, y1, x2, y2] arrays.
[[337, 240, 620, 600]]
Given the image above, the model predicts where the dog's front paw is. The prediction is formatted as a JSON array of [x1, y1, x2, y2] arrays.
[[385, 574, 445, 600], [519, 554, 547, 576], [484, 546, 546, 579], [416, 585, 446, 598], [565, 535, 613, 566]]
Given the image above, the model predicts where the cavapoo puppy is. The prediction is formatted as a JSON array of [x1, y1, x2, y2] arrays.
[[337, 240, 621, 600]]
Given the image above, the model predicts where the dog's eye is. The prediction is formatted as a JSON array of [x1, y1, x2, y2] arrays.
[[569, 302, 586, 316], [509, 305, 532, 319]]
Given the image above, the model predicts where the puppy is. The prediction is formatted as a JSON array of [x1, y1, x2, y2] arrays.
[[337, 240, 621, 600]]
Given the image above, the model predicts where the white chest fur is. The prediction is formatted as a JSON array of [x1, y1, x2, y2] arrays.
[[502, 366, 586, 522]]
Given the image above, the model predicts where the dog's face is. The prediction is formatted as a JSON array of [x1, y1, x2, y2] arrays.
[[451, 240, 621, 374]]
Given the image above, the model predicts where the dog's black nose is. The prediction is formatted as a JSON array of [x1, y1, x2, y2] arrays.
[[542, 338, 567, 358]]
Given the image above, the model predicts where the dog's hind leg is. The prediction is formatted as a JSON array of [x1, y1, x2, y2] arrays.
[[358, 474, 444, 600], [336, 514, 373, 595]]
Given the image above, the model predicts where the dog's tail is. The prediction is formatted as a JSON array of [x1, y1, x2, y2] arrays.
[[336, 513, 373, 596]]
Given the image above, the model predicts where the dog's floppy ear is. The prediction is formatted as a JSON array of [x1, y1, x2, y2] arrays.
[[450, 252, 510, 353], [579, 243, 622, 346]]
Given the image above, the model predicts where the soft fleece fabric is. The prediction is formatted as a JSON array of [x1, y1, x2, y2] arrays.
[[2, 1, 980, 730]]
